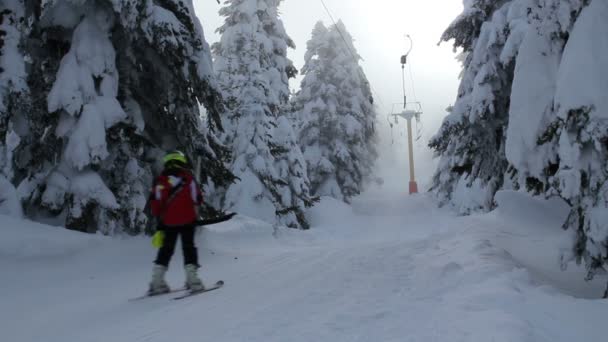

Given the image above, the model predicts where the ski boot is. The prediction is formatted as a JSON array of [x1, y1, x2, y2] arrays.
[[184, 264, 205, 292], [148, 264, 170, 295]]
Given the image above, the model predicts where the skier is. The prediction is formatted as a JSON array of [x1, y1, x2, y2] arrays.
[[148, 151, 205, 295]]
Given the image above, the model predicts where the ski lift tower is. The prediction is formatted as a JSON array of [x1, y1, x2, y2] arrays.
[[391, 103, 422, 195], [391, 35, 422, 195]]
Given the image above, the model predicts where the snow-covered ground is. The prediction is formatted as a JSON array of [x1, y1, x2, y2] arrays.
[[1, 189, 606, 342]]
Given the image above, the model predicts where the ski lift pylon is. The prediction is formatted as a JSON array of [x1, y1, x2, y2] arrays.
[[389, 34, 422, 195]]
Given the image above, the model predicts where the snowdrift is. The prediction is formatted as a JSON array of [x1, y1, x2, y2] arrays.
[[0, 214, 104, 260], [491, 190, 606, 298]]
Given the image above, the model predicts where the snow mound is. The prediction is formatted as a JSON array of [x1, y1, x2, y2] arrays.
[[494, 190, 569, 228], [490, 191, 606, 298], [0, 215, 103, 260]]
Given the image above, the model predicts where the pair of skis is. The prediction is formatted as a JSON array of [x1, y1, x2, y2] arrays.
[[130, 280, 224, 301], [131, 210, 235, 302]]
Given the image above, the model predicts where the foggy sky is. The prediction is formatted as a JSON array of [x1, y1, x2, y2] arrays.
[[194, 0, 463, 192]]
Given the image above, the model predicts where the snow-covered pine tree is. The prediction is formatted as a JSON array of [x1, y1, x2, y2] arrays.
[[291, 21, 377, 202], [11, 0, 231, 234], [213, 0, 315, 229], [109, 0, 234, 226], [505, 0, 589, 195], [0, 0, 27, 218], [520, 0, 608, 293], [429, 0, 527, 214], [437, 0, 608, 292], [441, 0, 503, 52]]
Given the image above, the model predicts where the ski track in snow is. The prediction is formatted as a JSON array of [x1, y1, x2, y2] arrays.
[[1, 191, 606, 342]]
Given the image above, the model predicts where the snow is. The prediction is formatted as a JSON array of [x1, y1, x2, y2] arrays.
[[70, 171, 119, 211], [124, 97, 145, 133], [2, 188, 606, 342], [41, 170, 119, 215], [48, 16, 118, 116], [554, 0, 608, 120], [506, 26, 559, 179], [588, 206, 608, 253], [39, 0, 87, 29], [64, 104, 111, 169], [491, 191, 604, 297], [1, 129, 20, 179], [451, 177, 496, 214], [2, 1, 606, 338], [0, 214, 102, 260], [0, 175, 22, 218], [48, 14, 126, 171], [499, 1, 528, 65], [143, 5, 184, 49], [41, 171, 69, 210], [224, 169, 277, 224]]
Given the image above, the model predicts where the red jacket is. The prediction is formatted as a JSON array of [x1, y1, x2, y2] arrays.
[[150, 169, 203, 227]]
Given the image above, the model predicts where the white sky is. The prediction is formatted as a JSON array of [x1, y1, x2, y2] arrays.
[[194, 0, 464, 191]]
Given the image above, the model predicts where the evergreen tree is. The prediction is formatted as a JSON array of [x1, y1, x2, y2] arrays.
[[0, 0, 27, 217], [478, 0, 608, 291], [429, 0, 526, 214], [291, 21, 377, 202], [213, 0, 315, 229], [441, 0, 504, 52], [110, 0, 234, 228], [525, 0, 608, 293], [436, 0, 608, 293], [7, 0, 232, 234], [505, 0, 586, 194]]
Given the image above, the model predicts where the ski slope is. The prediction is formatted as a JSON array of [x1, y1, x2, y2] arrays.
[[1, 191, 606, 342]]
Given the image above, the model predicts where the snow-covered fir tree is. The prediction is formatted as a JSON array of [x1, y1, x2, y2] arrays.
[[440, 0, 505, 52], [0, 0, 27, 218], [291, 21, 377, 202], [504, 1, 564, 194], [514, 0, 607, 293], [429, 0, 527, 214], [213, 0, 316, 229], [504, 0, 607, 293], [109, 0, 234, 226], [6, 0, 232, 234], [436, 0, 608, 293]]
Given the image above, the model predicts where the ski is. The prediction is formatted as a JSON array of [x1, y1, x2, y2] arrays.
[[128, 287, 187, 302], [173, 280, 224, 300]]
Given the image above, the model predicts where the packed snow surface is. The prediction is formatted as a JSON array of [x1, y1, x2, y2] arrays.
[[1, 189, 606, 342]]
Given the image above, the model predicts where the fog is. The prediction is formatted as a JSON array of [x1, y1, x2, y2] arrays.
[[194, 0, 463, 193]]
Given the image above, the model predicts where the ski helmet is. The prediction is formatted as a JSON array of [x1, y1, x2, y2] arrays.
[[163, 150, 190, 169]]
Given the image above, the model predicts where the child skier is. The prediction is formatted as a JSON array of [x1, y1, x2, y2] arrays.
[[148, 151, 205, 295]]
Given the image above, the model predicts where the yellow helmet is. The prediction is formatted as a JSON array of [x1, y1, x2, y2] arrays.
[[163, 151, 189, 169]]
